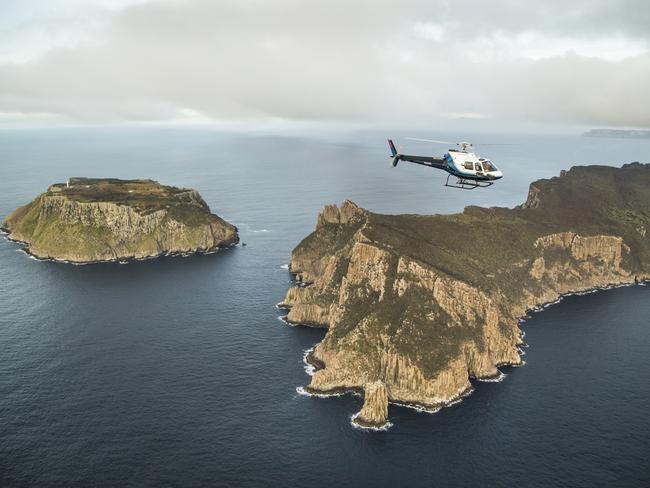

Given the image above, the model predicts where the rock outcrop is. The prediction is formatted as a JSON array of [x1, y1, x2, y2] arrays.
[[282, 163, 650, 428], [354, 381, 389, 428], [2, 178, 238, 263]]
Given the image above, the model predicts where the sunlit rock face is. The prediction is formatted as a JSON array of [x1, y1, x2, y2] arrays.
[[354, 381, 389, 428], [282, 163, 650, 428], [2, 178, 238, 263]]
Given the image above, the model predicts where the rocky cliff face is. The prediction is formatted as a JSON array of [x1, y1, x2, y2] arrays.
[[281, 163, 650, 428], [353, 381, 389, 428], [2, 178, 238, 263]]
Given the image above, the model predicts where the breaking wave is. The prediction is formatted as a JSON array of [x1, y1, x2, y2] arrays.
[[350, 413, 393, 432]]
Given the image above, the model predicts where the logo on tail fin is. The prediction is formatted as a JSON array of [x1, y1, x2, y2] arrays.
[[388, 139, 397, 157], [388, 139, 400, 167]]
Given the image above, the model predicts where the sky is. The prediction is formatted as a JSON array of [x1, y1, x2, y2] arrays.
[[0, 0, 649, 130]]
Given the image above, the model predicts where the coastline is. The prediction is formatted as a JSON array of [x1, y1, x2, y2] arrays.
[[1, 228, 238, 265], [284, 276, 650, 430], [350, 412, 393, 431]]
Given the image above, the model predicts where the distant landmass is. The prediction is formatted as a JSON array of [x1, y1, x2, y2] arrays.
[[583, 129, 650, 139], [1, 178, 238, 263], [280, 163, 650, 429]]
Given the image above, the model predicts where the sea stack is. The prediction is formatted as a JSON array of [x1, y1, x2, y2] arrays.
[[353, 381, 389, 429], [2, 177, 238, 263], [282, 163, 650, 428]]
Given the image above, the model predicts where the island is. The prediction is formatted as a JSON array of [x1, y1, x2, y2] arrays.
[[2, 177, 239, 263], [583, 129, 650, 139], [280, 163, 650, 429]]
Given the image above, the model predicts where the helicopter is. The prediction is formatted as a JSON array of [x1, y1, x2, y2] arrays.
[[388, 137, 503, 189]]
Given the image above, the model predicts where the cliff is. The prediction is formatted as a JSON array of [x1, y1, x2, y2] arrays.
[[281, 163, 650, 428], [2, 178, 238, 263]]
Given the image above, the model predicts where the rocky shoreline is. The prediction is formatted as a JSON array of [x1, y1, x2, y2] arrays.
[[2, 227, 238, 265], [287, 277, 649, 430], [281, 164, 650, 429], [1, 178, 239, 264]]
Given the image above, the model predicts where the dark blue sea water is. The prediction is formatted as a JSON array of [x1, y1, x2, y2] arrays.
[[0, 128, 649, 487]]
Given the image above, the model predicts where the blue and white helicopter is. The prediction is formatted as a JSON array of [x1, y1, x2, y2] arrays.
[[388, 137, 503, 189]]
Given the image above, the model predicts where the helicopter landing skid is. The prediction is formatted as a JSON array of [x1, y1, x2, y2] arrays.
[[445, 175, 494, 190]]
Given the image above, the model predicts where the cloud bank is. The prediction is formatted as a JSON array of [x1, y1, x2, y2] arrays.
[[1, 0, 649, 128]]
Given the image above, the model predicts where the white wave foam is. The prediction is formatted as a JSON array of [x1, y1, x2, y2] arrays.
[[303, 364, 315, 376], [572, 289, 594, 296], [295, 386, 346, 398], [542, 298, 562, 309], [280, 263, 289, 270], [350, 413, 393, 432], [477, 370, 507, 383], [20, 252, 87, 266], [390, 400, 441, 414], [277, 315, 288, 323], [391, 387, 473, 413], [277, 315, 293, 326], [302, 347, 316, 376], [445, 397, 465, 407], [252, 229, 270, 233]]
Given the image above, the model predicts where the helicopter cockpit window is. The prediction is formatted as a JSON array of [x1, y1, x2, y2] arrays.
[[474, 162, 483, 172], [463, 161, 473, 170], [483, 161, 496, 172]]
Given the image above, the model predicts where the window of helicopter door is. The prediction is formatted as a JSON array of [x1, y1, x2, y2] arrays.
[[474, 162, 483, 172]]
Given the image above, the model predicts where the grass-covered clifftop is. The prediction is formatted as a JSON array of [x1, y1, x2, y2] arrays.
[[281, 163, 650, 428], [2, 178, 238, 263]]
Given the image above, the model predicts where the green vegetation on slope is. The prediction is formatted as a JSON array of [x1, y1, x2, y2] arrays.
[[2, 177, 238, 262], [284, 163, 650, 411]]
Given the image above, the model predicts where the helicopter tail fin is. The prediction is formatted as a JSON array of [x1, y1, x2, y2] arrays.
[[388, 139, 400, 166], [388, 138, 397, 157]]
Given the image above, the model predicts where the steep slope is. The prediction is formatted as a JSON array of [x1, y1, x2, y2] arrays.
[[2, 178, 238, 263], [281, 163, 650, 428]]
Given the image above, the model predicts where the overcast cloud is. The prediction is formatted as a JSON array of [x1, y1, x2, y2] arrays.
[[1, 0, 649, 129]]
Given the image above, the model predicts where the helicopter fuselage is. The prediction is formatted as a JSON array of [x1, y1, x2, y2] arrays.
[[387, 138, 503, 189], [444, 149, 503, 181]]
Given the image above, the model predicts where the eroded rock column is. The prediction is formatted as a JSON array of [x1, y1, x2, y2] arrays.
[[353, 381, 389, 428]]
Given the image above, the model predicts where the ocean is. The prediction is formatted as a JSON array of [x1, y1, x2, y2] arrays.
[[0, 127, 649, 487]]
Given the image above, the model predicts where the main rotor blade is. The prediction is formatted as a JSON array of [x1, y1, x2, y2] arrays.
[[405, 137, 456, 145], [476, 143, 520, 146]]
